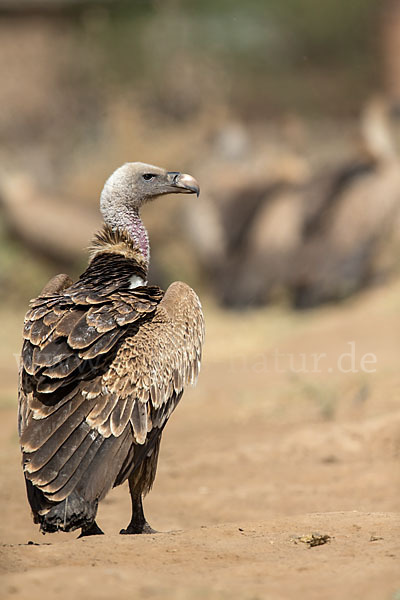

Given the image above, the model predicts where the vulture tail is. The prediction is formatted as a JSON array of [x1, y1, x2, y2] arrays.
[[25, 478, 98, 533]]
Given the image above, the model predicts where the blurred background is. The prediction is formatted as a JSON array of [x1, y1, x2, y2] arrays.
[[1, 0, 400, 308], [1, 0, 400, 568]]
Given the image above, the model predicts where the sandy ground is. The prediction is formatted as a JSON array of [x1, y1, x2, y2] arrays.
[[1, 280, 399, 599]]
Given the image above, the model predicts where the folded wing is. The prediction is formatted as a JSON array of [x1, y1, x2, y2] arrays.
[[19, 279, 204, 511]]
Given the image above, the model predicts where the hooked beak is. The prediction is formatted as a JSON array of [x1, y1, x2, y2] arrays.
[[167, 171, 200, 197]]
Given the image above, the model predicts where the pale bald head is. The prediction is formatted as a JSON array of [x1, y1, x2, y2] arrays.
[[99, 162, 200, 266], [100, 162, 199, 228]]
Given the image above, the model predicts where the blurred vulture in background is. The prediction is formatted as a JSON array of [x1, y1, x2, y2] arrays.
[[186, 97, 400, 308]]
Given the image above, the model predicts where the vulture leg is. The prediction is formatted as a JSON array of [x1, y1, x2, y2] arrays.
[[78, 520, 104, 538], [120, 489, 156, 535], [120, 436, 161, 535]]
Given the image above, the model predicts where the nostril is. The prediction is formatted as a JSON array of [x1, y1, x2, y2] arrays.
[[167, 171, 180, 183]]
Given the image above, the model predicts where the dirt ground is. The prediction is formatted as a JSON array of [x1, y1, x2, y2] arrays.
[[1, 279, 399, 600]]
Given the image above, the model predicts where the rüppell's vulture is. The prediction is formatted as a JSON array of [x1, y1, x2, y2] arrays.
[[18, 163, 204, 537]]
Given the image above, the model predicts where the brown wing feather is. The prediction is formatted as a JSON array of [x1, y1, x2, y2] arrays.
[[101, 281, 204, 446], [19, 266, 163, 504], [39, 274, 73, 296], [19, 271, 203, 512]]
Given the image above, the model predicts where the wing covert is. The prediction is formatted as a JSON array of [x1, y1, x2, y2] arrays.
[[100, 281, 204, 443]]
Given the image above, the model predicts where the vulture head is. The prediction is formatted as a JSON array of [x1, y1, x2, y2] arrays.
[[101, 161, 199, 216], [99, 162, 200, 264]]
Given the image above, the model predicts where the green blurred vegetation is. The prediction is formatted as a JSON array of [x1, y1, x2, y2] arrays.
[[0, 0, 383, 158], [65, 0, 381, 117]]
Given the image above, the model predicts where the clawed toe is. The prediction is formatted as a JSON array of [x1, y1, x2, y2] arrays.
[[120, 523, 157, 535], [142, 523, 157, 534], [78, 521, 104, 538]]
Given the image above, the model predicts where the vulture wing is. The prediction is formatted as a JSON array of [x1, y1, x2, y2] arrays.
[[19, 273, 203, 527], [102, 281, 204, 442]]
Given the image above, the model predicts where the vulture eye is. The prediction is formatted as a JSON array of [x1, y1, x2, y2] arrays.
[[142, 173, 156, 181]]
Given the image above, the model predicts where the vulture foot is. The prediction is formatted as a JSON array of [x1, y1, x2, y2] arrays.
[[119, 522, 157, 535], [78, 521, 104, 538]]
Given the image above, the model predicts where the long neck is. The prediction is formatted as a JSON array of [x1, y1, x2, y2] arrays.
[[103, 204, 150, 267], [127, 208, 150, 266]]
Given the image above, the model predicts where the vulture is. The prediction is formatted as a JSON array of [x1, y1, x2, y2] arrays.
[[18, 162, 204, 537]]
